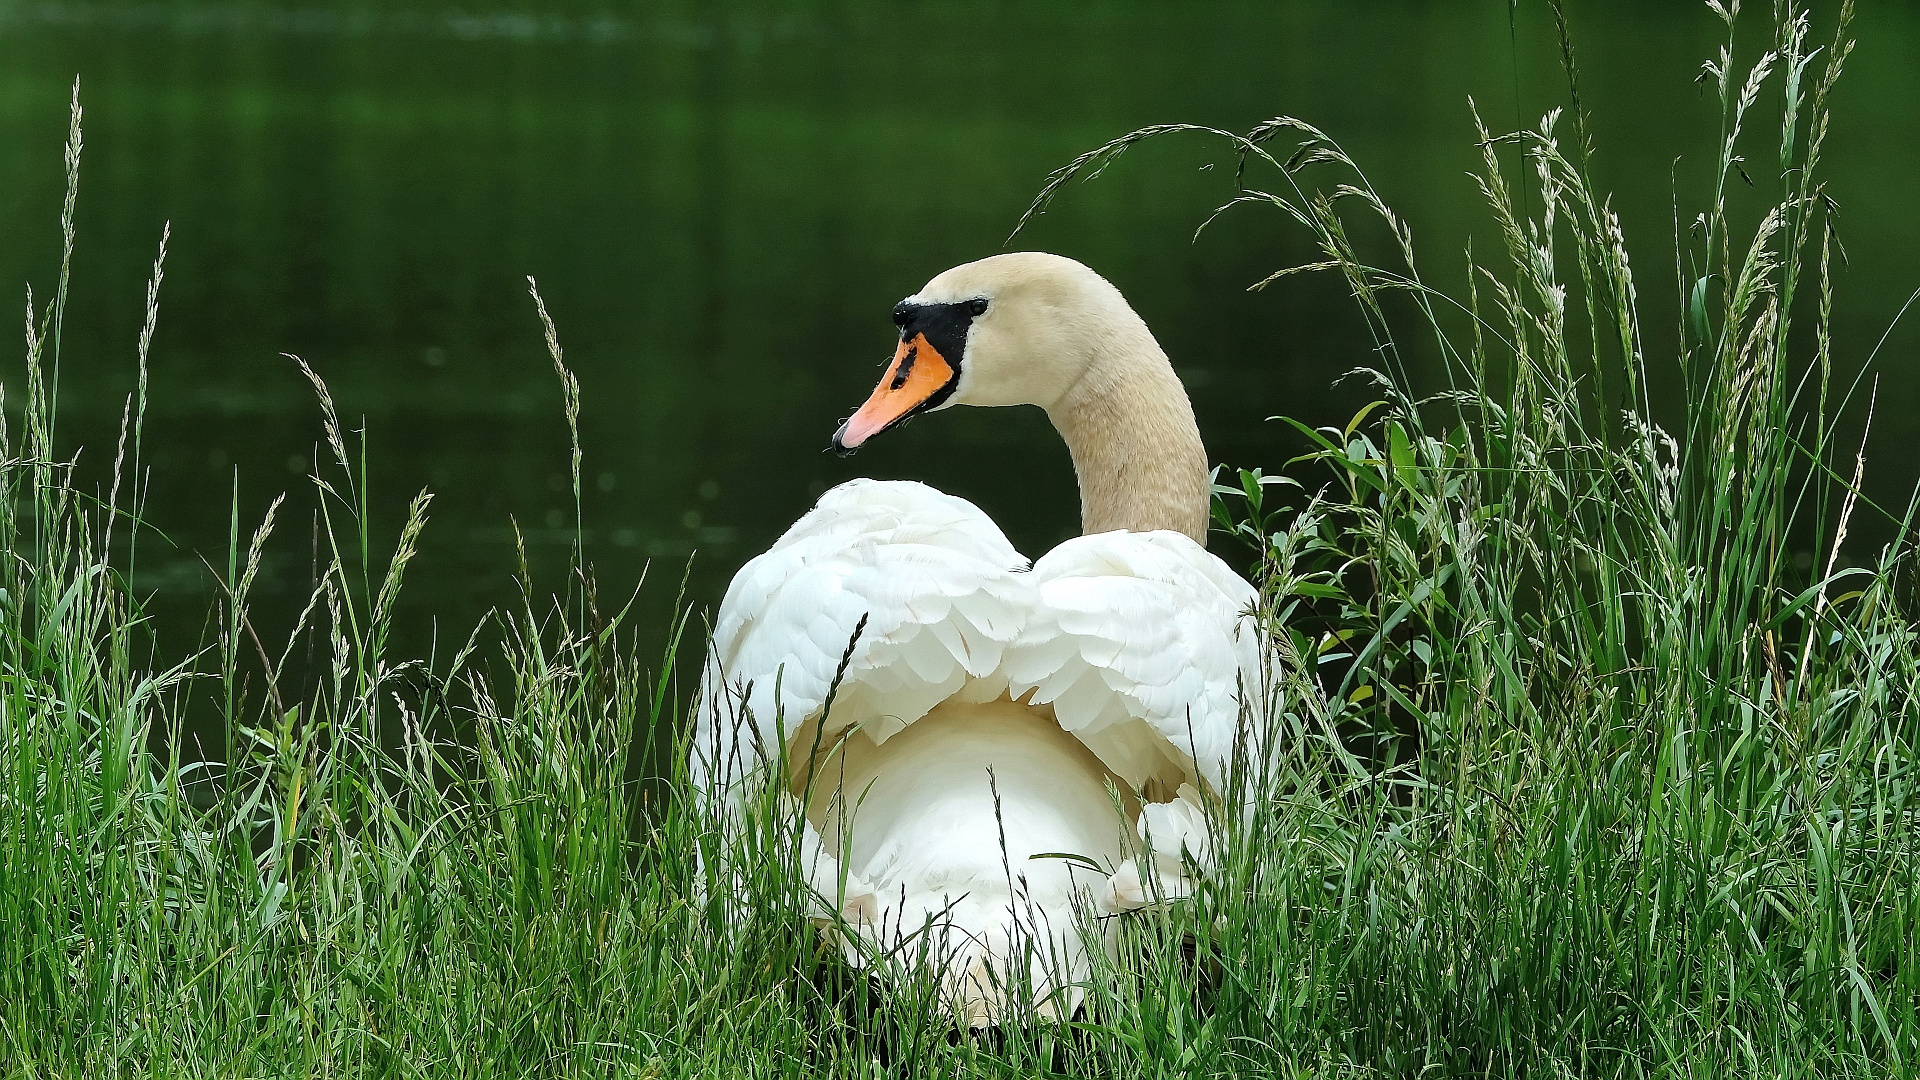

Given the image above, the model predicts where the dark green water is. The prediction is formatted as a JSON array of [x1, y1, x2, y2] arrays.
[[2, 1, 1916, 696]]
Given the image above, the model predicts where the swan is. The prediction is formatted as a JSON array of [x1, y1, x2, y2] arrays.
[[694, 251, 1263, 1025]]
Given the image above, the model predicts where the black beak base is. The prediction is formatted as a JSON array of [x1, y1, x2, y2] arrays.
[[830, 420, 857, 457], [824, 296, 978, 458]]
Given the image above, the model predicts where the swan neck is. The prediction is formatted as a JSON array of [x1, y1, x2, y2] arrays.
[[1047, 322, 1209, 545]]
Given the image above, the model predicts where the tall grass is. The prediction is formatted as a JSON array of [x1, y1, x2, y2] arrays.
[[1046, 0, 1916, 1073], [3, 1, 1916, 1075]]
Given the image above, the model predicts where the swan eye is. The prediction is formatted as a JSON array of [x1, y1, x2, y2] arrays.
[[967, 297, 989, 317]]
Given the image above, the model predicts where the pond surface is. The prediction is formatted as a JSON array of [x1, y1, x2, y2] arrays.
[[2, 1, 1916, 709]]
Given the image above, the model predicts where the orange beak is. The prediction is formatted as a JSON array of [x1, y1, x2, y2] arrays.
[[832, 333, 957, 454]]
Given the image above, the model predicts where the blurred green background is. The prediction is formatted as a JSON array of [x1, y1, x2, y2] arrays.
[[1, 1, 1914, 696]]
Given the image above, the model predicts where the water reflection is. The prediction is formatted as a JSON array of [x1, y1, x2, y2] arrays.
[[0, 1, 1914, 710]]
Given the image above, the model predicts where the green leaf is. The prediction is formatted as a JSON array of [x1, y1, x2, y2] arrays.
[[1279, 415, 1342, 454], [1765, 567, 1874, 631], [1344, 399, 1390, 439], [1689, 274, 1712, 348], [1387, 420, 1415, 475], [1030, 851, 1106, 873]]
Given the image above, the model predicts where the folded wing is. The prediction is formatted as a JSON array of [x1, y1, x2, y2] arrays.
[[1006, 530, 1262, 795], [693, 479, 1029, 796]]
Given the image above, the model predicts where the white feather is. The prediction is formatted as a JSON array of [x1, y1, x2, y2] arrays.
[[696, 481, 1264, 1022], [694, 479, 1027, 795]]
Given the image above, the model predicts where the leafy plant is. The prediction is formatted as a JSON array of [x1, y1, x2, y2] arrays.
[[1022, 0, 1917, 1072]]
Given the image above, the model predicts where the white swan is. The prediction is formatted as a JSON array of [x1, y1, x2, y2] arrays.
[[694, 252, 1263, 1025]]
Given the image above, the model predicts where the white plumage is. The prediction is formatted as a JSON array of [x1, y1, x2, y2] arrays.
[[695, 480, 1259, 1022]]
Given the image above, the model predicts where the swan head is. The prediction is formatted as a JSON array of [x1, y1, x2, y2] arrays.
[[832, 252, 1135, 453]]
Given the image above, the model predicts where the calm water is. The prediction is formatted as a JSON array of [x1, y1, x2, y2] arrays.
[[2, 1, 1917, 694]]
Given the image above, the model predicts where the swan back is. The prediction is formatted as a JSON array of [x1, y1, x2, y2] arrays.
[[696, 480, 1263, 1023]]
